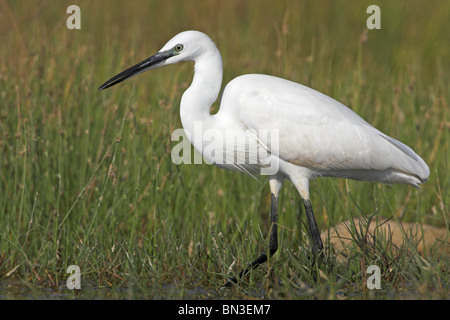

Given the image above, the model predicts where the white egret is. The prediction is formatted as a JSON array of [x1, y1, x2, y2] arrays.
[[99, 30, 430, 286]]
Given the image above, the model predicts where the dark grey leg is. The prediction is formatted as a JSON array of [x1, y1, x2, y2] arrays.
[[302, 199, 323, 252], [223, 193, 278, 287]]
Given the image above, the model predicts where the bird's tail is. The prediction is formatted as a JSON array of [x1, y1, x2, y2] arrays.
[[381, 134, 430, 187]]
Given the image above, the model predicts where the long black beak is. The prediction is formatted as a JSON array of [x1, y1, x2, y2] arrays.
[[98, 50, 174, 90]]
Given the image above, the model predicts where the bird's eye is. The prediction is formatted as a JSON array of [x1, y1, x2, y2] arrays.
[[175, 44, 184, 52]]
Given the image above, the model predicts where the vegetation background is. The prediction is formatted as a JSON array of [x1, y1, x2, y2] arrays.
[[0, 0, 448, 299]]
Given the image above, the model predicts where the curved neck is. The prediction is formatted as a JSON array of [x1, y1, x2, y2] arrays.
[[180, 48, 223, 143]]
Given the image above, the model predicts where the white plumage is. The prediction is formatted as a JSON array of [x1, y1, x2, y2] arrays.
[[220, 73, 429, 187], [99, 30, 429, 286]]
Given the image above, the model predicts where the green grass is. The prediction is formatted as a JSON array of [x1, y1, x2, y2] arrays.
[[0, 0, 448, 299]]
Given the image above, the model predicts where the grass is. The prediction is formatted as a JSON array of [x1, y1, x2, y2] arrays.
[[0, 0, 448, 299]]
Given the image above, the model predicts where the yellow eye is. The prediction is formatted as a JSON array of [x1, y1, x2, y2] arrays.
[[175, 44, 183, 52]]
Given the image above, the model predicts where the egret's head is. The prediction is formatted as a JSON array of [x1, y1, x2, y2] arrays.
[[99, 30, 216, 90]]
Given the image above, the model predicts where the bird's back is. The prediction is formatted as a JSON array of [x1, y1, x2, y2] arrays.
[[217, 74, 429, 186]]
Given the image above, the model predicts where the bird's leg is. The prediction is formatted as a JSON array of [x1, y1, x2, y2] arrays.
[[301, 199, 324, 283], [223, 193, 279, 287], [302, 199, 323, 252], [292, 178, 323, 253]]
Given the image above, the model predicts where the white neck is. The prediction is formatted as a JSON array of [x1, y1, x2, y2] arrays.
[[180, 47, 223, 152]]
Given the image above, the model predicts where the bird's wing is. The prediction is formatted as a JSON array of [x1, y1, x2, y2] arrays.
[[219, 74, 429, 183]]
